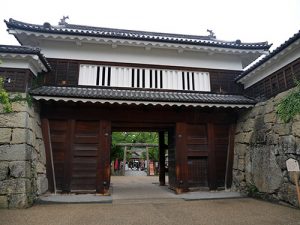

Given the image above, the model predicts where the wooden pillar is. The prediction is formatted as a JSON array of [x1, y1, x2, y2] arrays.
[[96, 120, 111, 195], [146, 146, 149, 176], [225, 124, 236, 189], [41, 118, 56, 193], [208, 123, 217, 190], [123, 146, 127, 176], [62, 120, 75, 192], [159, 131, 166, 186], [175, 122, 188, 193]]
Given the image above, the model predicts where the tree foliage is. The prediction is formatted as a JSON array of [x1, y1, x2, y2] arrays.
[[111, 132, 158, 161], [0, 77, 12, 112], [276, 79, 300, 123]]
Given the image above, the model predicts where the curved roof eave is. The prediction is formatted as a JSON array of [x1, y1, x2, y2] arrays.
[[5, 18, 271, 51], [236, 29, 300, 82]]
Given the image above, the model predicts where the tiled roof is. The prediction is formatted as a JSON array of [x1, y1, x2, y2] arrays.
[[30, 86, 256, 106], [0, 44, 51, 71], [5, 19, 271, 50], [236, 30, 300, 81]]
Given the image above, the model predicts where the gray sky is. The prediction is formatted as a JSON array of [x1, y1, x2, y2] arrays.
[[1, 0, 299, 50]]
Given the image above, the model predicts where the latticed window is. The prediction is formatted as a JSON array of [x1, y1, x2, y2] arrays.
[[79, 64, 211, 92]]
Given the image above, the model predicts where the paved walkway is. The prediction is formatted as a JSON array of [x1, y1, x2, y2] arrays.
[[2, 176, 300, 225], [1, 198, 300, 225]]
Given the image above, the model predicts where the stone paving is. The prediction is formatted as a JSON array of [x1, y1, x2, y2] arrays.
[[1, 176, 300, 225]]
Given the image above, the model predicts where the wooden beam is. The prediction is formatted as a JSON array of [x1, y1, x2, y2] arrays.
[[159, 131, 166, 186], [175, 122, 188, 193], [41, 118, 56, 193], [63, 119, 74, 192], [96, 120, 111, 194], [208, 123, 217, 190], [116, 143, 158, 147], [225, 124, 236, 189]]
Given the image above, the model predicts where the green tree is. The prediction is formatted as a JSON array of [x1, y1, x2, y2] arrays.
[[276, 79, 300, 123], [111, 132, 158, 161]]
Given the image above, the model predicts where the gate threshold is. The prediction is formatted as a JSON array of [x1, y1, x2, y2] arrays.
[[179, 190, 246, 201], [37, 193, 112, 204]]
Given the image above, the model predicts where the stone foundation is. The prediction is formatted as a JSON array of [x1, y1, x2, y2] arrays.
[[0, 101, 47, 208], [232, 89, 300, 207]]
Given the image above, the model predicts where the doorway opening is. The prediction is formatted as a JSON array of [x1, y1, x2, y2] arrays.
[[110, 131, 173, 199], [111, 132, 167, 179]]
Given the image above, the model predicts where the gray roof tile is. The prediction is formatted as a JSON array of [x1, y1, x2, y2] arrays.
[[0, 44, 51, 71], [30, 86, 256, 105], [5, 19, 271, 50], [236, 29, 300, 81]]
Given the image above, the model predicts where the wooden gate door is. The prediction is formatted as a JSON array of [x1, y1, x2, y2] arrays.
[[45, 119, 111, 194], [186, 124, 209, 187], [71, 121, 99, 192]]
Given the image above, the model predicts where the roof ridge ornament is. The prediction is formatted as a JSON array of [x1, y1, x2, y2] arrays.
[[207, 29, 216, 39], [58, 16, 69, 26]]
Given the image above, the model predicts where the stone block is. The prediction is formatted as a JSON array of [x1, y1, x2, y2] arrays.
[[266, 133, 279, 145], [264, 112, 276, 123], [234, 143, 248, 157], [9, 194, 30, 208], [243, 132, 253, 143], [35, 122, 43, 139], [235, 122, 244, 134], [9, 161, 31, 178], [233, 154, 238, 170], [238, 158, 245, 171], [265, 100, 274, 114], [0, 112, 28, 128], [11, 128, 26, 144], [0, 195, 8, 208], [0, 144, 31, 161], [26, 116, 35, 132], [292, 120, 300, 138], [11, 100, 28, 113], [278, 183, 298, 207], [234, 133, 244, 143], [274, 123, 291, 136], [0, 178, 30, 194], [249, 105, 264, 118], [256, 101, 267, 107], [0, 128, 12, 143], [276, 155, 288, 170], [279, 135, 296, 154], [37, 175, 48, 195], [273, 89, 290, 104], [242, 119, 255, 132], [0, 162, 9, 181], [36, 162, 46, 174], [252, 146, 283, 193]]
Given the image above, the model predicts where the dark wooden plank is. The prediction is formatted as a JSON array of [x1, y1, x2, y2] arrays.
[[96, 120, 111, 194], [63, 120, 75, 192], [175, 122, 189, 193], [207, 123, 217, 190]]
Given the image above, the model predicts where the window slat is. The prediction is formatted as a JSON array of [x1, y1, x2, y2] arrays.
[[79, 64, 210, 91]]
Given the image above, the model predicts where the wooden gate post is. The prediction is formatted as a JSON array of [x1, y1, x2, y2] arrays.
[[175, 122, 188, 193], [159, 131, 166, 186], [123, 146, 127, 176], [96, 120, 111, 195], [146, 146, 149, 176]]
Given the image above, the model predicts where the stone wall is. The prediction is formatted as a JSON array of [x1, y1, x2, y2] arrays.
[[232, 89, 300, 207], [0, 101, 47, 208]]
